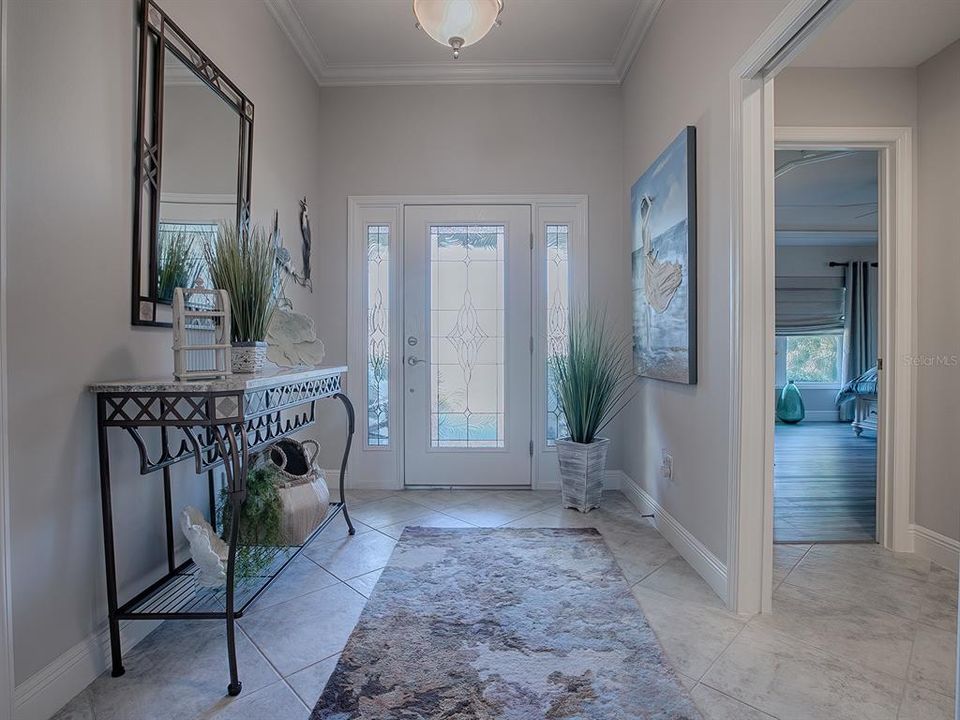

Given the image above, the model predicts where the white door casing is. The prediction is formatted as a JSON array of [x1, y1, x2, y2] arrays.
[[727, 0, 918, 616], [403, 205, 532, 487]]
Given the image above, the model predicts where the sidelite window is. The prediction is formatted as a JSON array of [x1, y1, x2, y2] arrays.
[[367, 225, 390, 446], [777, 334, 844, 386], [546, 224, 570, 445], [430, 225, 505, 448]]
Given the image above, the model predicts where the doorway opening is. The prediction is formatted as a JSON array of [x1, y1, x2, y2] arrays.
[[773, 148, 880, 544]]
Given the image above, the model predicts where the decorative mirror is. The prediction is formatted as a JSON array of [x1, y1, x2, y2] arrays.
[[132, 0, 254, 327]]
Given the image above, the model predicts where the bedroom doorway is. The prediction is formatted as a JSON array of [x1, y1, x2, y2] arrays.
[[773, 148, 880, 543]]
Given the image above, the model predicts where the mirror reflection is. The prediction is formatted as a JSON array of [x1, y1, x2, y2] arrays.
[[154, 50, 240, 302]]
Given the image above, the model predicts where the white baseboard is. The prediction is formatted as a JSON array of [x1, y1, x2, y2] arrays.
[[910, 523, 960, 573], [14, 618, 160, 720], [618, 472, 728, 602]]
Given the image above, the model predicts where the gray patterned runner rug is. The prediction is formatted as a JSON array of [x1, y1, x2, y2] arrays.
[[312, 527, 702, 719]]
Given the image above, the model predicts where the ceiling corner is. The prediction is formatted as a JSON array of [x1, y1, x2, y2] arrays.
[[264, 0, 327, 87], [613, 0, 665, 83]]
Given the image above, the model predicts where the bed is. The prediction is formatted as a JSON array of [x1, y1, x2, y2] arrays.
[[836, 366, 878, 436]]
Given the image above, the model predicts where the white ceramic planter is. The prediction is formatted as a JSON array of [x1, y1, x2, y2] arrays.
[[556, 437, 610, 513], [231, 341, 268, 374]]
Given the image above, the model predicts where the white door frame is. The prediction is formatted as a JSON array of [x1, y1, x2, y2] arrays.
[[775, 126, 914, 552], [727, 0, 916, 615], [346, 195, 588, 491]]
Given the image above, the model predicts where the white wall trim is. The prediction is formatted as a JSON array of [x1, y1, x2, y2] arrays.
[[263, 0, 327, 87], [727, 0, 853, 616], [619, 472, 728, 602], [909, 524, 960, 574], [266, 0, 659, 87], [13, 620, 160, 720]]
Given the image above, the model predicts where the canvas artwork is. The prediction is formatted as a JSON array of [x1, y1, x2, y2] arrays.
[[631, 126, 697, 384]]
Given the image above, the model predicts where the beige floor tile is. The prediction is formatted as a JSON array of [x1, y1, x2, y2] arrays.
[[631, 586, 746, 680], [348, 496, 436, 528], [376, 511, 476, 539], [804, 544, 930, 582], [249, 555, 339, 611], [307, 516, 374, 546], [920, 565, 959, 633], [344, 568, 383, 598], [690, 683, 777, 720], [773, 544, 809, 587], [785, 551, 925, 620], [207, 681, 309, 720], [756, 582, 917, 678], [602, 527, 680, 584], [286, 655, 340, 708], [908, 623, 957, 698], [304, 528, 397, 580], [898, 684, 955, 720], [75, 620, 281, 720], [702, 624, 904, 720], [239, 583, 366, 677], [442, 496, 540, 526], [638, 557, 725, 608], [402, 489, 500, 510], [328, 489, 397, 506]]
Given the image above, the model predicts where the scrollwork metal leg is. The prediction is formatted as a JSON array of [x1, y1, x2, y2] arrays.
[[213, 423, 248, 697], [334, 393, 356, 535]]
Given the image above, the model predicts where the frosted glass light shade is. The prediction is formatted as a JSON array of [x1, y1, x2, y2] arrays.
[[413, 0, 503, 56]]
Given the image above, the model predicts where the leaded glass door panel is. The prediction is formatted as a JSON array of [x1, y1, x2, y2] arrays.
[[403, 205, 532, 486]]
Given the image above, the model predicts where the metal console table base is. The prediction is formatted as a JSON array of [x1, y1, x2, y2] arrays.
[[89, 367, 354, 696]]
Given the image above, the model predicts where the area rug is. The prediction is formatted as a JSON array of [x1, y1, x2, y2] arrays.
[[311, 527, 701, 719]]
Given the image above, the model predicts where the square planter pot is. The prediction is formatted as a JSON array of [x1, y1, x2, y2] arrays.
[[556, 437, 610, 513], [231, 341, 268, 374]]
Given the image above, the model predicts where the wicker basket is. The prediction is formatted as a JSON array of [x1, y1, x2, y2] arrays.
[[262, 439, 330, 545]]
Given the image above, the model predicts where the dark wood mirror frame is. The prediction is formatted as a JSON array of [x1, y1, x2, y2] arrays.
[[132, 0, 254, 327]]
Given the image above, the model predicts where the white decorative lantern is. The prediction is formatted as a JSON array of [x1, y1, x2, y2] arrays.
[[172, 283, 232, 380]]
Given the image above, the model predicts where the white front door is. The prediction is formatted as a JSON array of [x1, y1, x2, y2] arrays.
[[403, 205, 532, 486]]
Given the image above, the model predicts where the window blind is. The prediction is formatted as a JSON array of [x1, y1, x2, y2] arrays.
[[775, 276, 845, 335]]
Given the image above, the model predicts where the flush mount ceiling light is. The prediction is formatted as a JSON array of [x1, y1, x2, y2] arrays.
[[413, 0, 504, 59]]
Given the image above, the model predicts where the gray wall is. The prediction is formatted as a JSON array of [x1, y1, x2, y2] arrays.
[[309, 83, 626, 470], [6, 0, 322, 684], [916, 39, 960, 542], [620, 0, 789, 564]]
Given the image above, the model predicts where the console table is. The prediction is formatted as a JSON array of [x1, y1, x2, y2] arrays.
[[89, 366, 355, 696]]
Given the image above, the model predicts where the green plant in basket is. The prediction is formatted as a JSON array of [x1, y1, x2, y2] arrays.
[[219, 463, 287, 579]]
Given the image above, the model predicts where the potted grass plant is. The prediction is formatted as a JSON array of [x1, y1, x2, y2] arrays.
[[203, 221, 282, 373], [551, 307, 636, 512]]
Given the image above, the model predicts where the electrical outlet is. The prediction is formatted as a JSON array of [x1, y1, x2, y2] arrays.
[[660, 450, 674, 481]]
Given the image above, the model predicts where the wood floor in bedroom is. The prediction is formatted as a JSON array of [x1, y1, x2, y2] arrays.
[[774, 421, 877, 543]]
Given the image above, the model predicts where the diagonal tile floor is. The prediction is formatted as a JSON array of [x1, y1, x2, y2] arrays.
[[52, 489, 957, 720]]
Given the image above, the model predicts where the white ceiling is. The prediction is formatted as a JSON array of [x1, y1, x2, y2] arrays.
[[793, 0, 960, 68], [775, 150, 878, 246], [266, 0, 662, 85]]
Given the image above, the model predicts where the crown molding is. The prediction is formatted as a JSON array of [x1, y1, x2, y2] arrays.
[[266, 0, 657, 87], [612, 0, 664, 82], [318, 62, 620, 86], [264, 0, 327, 86]]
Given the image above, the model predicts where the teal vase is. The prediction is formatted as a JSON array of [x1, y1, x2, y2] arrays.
[[777, 380, 805, 424]]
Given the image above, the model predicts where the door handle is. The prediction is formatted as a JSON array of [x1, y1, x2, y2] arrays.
[[407, 356, 425, 366]]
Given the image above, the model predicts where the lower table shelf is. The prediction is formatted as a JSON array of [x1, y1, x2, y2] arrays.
[[117, 502, 348, 621]]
